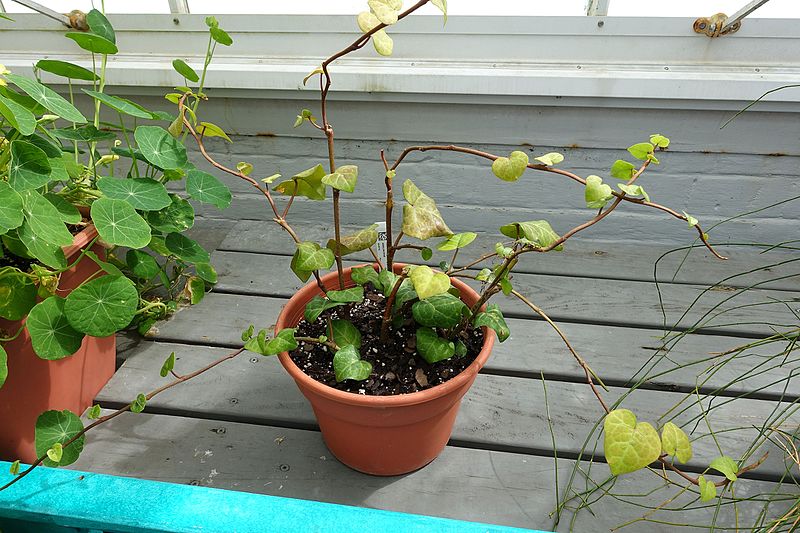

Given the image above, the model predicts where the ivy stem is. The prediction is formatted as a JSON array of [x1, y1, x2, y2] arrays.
[[295, 336, 339, 351], [380, 271, 408, 342], [381, 149, 394, 271]]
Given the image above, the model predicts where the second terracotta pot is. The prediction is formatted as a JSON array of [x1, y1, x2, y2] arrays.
[[276, 264, 495, 476]]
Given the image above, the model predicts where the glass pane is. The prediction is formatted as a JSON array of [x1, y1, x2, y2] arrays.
[[188, 0, 587, 16], [608, 0, 800, 18], [2, 1, 169, 13]]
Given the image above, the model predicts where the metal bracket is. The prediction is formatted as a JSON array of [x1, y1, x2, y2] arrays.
[[6, 0, 87, 29], [693, 0, 772, 38]]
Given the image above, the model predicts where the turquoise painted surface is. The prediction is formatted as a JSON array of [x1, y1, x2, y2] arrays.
[[0, 462, 546, 533]]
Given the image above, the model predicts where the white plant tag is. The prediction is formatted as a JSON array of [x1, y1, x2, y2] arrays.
[[375, 221, 388, 266]]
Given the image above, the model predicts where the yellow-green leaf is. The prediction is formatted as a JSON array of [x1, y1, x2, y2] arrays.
[[197, 121, 232, 142], [604, 409, 661, 476], [698, 475, 717, 501], [534, 152, 564, 166], [409, 265, 450, 300], [491, 151, 528, 182], [660, 422, 692, 464]]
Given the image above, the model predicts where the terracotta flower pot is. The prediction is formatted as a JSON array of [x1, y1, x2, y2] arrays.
[[0, 225, 116, 463], [276, 264, 495, 476]]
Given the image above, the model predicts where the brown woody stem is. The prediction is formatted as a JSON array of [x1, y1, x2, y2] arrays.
[[380, 271, 408, 342]]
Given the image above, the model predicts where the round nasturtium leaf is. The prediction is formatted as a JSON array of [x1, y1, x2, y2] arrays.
[[26, 296, 85, 360], [17, 220, 67, 269], [90, 197, 151, 249], [0, 181, 24, 233], [125, 249, 161, 280], [0, 346, 7, 389], [145, 194, 194, 233], [97, 177, 171, 211], [44, 193, 82, 224], [0, 267, 37, 320], [34, 409, 85, 467], [21, 190, 74, 246], [165, 233, 209, 264], [8, 140, 52, 191], [186, 169, 232, 210], [64, 275, 138, 337], [134, 125, 188, 170], [194, 262, 217, 284]]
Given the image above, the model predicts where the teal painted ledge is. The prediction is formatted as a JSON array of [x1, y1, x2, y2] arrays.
[[0, 461, 545, 533]]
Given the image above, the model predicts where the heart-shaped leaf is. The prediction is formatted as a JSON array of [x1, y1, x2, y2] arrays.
[[186, 169, 232, 209], [0, 266, 37, 320], [627, 142, 654, 161], [368, 0, 401, 25], [0, 94, 36, 135], [0, 181, 24, 233], [327, 286, 364, 303], [491, 151, 529, 182], [351, 265, 381, 288], [274, 164, 327, 201], [409, 265, 450, 300], [610, 160, 636, 180], [333, 345, 372, 382], [534, 152, 564, 166], [64, 275, 138, 337], [160, 352, 176, 378], [650, 134, 670, 148], [21, 190, 73, 246], [6, 74, 87, 123], [603, 408, 661, 475], [97, 177, 171, 211], [402, 179, 452, 240], [437, 232, 477, 251], [416, 327, 455, 363], [698, 475, 717, 501], [291, 242, 335, 281], [130, 393, 147, 413], [584, 175, 614, 209], [36, 60, 98, 81], [321, 164, 358, 193], [134, 125, 188, 170], [26, 296, 85, 360], [304, 296, 345, 323], [197, 121, 232, 142], [90, 197, 151, 248], [412, 293, 467, 329], [499, 220, 562, 251], [145, 194, 194, 233], [35, 410, 85, 467], [327, 224, 378, 256], [683, 211, 699, 228], [331, 319, 362, 348], [46, 442, 64, 463], [244, 328, 298, 356], [618, 184, 650, 202], [473, 303, 510, 342], [709, 456, 739, 481], [9, 140, 51, 191], [660, 422, 692, 464], [126, 249, 161, 280]]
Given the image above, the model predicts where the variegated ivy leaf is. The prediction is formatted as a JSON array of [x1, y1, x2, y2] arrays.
[[698, 475, 717, 502], [416, 327, 455, 364], [368, 0, 401, 25], [610, 160, 636, 180], [321, 165, 358, 193], [431, 0, 447, 23], [408, 265, 450, 300], [331, 319, 362, 348], [412, 293, 466, 329], [245, 328, 298, 356], [584, 175, 614, 209], [274, 164, 327, 201], [617, 184, 650, 202], [491, 151, 528, 182], [709, 456, 739, 481], [402, 179, 452, 240], [683, 211, 698, 227], [357, 11, 381, 32], [327, 224, 378, 256], [627, 142, 654, 161], [304, 295, 345, 323], [603, 409, 661, 476], [333, 345, 372, 382], [650, 134, 670, 148], [436, 232, 476, 251], [473, 303, 509, 342], [660, 422, 692, 464], [534, 152, 564, 166], [291, 241, 335, 282], [351, 265, 381, 288], [328, 286, 365, 303], [499, 220, 562, 251], [357, 12, 393, 55]]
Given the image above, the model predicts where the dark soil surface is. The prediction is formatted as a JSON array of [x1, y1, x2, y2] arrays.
[[0, 249, 35, 271], [289, 285, 485, 396]]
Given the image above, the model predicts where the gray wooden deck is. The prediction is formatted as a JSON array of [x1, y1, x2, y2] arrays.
[[69, 219, 800, 532]]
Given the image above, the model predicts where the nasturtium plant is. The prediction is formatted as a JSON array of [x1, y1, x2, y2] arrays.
[[34, 410, 85, 467]]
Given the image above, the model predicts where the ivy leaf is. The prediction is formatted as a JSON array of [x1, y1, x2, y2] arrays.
[[165, 233, 210, 264], [82, 89, 152, 120], [534, 152, 564, 166], [0, 346, 7, 390], [584, 175, 614, 209], [87, 9, 116, 44], [35, 60, 98, 81], [0, 266, 37, 320], [304, 295, 345, 323], [34, 409, 85, 467], [331, 319, 362, 348], [46, 442, 64, 463], [491, 151, 529, 182], [437, 232, 477, 251], [9, 140, 51, 191], [90, 197, 151, 248], [64, 275, 138, 337], [145, 194, 194, 233], [709, 456, 739, 481], [291, 242, 335, 281], [333, 345, 372, 382], [134, 125, 188, 170], [240, 324, 255, 342], [186, 169, 232, 210], [130, 393, 147, 413], [368, 0, 401, 25], [126, 249, 161, 280], [21, 190, 73, 246], [416, 327, 455, 363], [409, 265, 450, 300], [160, 352, 176, 378], [402, 179, 452, 240], [197, 122, 232, 143], [393, 279, 418, 310], [0, 182, 24, 233], [420, 247, 433, 261], [321, 164, 358, 193], [357, 11, 381, 32], [473, 304, 509, 342], [698, 475, 717, 502], [18, 220, 67, 269], [454, 339, 467, 357], [0, 94, 36, 135], [172, 59, 200, 82], [8, 460, 20, 476], [431, 0, 447, 23], [610, 160, 636, 180], [412, 293, 467, 328], [26, 296, 85, 360], [603, 409, 661, 475], [5, 74, 87, 123], [327, 224, 378, 256], [617, 184, 650, 203], [650, 134, 670, 148], [244, 328, 298, 356], [97, 177, 171, 211], [87, 404, 102, 419], [236, 162, 253, 176], [500, 220, 562, 251], [274, 164, 327, 201], [351, 265, 381, 288], [660, 422, 693, 464], [627, 142, 654, 161], [328, 287, 365, 304], [683, 211, 699, 227], [378, 269, 399, 295]]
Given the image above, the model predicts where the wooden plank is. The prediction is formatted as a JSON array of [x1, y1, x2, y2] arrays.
[[216, 220, 800, 292], [0, 460, 536, 533], [207, 251, 800, 337], [98, 341, 799, 479], [65, 411, 792, 532], [148, 292, 800, 401]]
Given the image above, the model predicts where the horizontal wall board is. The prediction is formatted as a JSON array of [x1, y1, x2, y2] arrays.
[[64, 411, 793, 532]]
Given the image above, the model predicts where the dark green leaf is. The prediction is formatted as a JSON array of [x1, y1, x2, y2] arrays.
[[195, 262, 218, 284], [36, 60, 98, 81], [126, 249, 161, 279], [0, 94, 36, 135], [333, 345, 372, 382], [420, 247, 433, 261], [473, 303, 510, 342], [50, 125, 115, 142], [350, 265, 380, 288], [64, 275, 138, 336], [327, 286, 364, 303], [97, 177, 171, 211], [416, 327, 455, 363], [87, 9, 116, 44], [411, 293, 466, 328], [304, 296, 345, 323], [17, 220, 67, 269], [5, 74, 87, 123], [82, 89, 152, 119], [145, 194, 194, 233], [91, 197, 151, 248], [26, 296, 85, 360], [21, 190, 73, 246], [65, 32, 118, 55], [0, 181, 24, 233], [331, 319, 362, 348], [9, 140, 51, 191], [165, 232, 209, 264], [0, 266, 37, 320]]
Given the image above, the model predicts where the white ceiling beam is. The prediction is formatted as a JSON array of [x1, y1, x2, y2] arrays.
[[168, 0, 190, 14], [586, 0, 610, 17]]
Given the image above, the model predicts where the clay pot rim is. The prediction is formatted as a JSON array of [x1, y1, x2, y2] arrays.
[[276, 263, 496, 407], [63, 224, 98, 260]]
